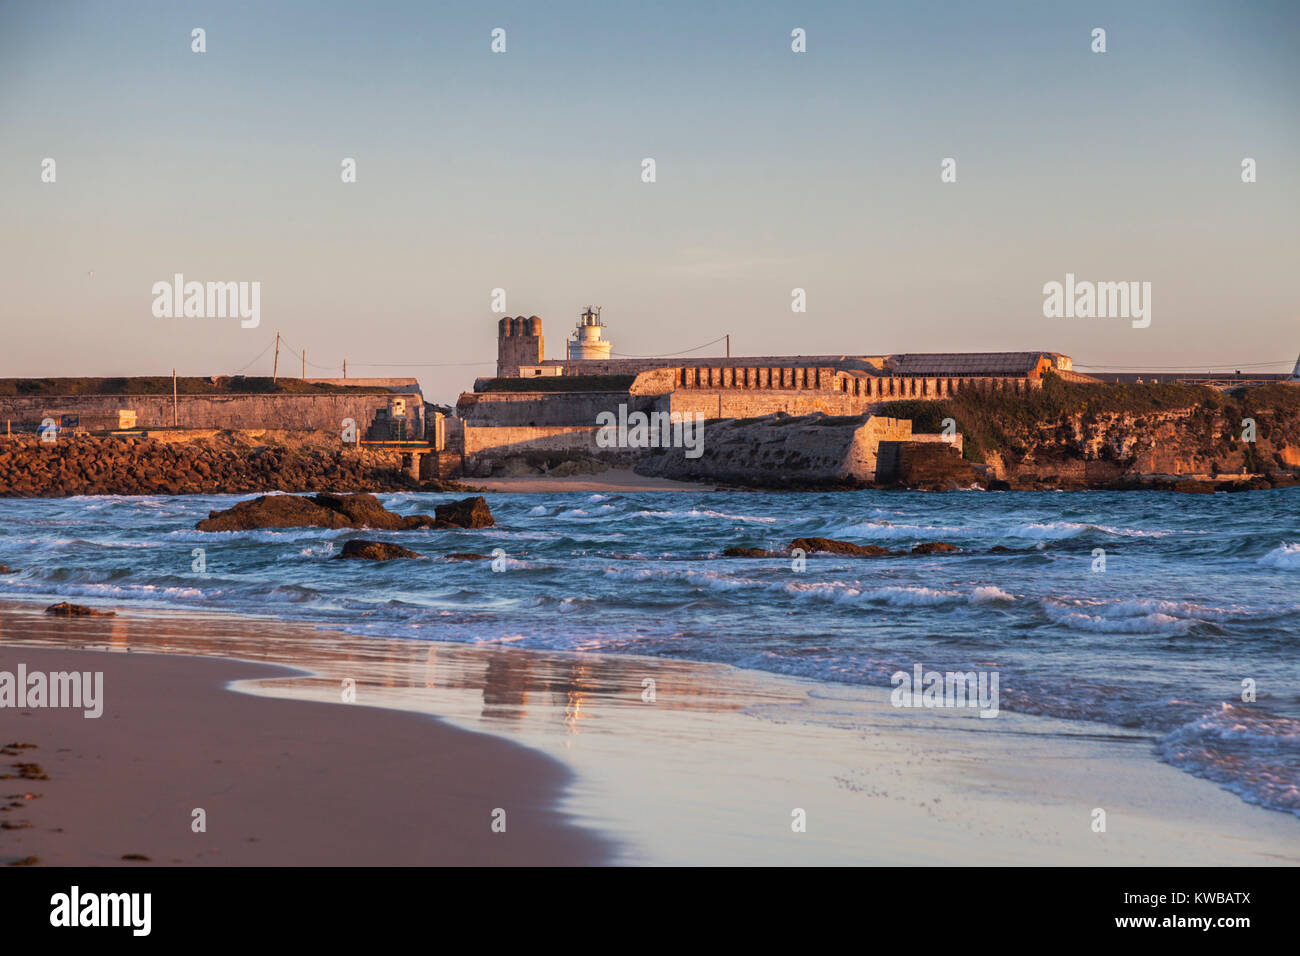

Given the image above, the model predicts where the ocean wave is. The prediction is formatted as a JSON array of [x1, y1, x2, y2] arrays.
[[1042, 600, 1195, 635], [1003, 521, 1179, 540], [1157, 703, 1300, 816], [832, 520, 969, 541], [1260, 542, 1300, 570], [633, 508, 778, 523]]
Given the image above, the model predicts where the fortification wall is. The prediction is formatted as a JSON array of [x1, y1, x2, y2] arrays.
[[457, 391, 667, 427], [460, 424, 649, 476], [635, 413, 912, 485], [0, 393, 416, 434]]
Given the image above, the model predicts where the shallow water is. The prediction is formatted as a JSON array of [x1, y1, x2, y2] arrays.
[[1, 487, 1297, 815]]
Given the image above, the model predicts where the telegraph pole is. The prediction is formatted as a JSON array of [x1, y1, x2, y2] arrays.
[[272, 332, 281, 381], [343, 359, 347, 379], [726, 333, 730, 357], [172, 368, 178, 427], [302, 349, 306, 379]]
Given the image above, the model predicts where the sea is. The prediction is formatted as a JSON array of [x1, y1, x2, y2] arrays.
[[1, 488, 1297, 816]]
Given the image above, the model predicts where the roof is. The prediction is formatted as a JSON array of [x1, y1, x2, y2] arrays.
[[884, 352, 1054, 377]]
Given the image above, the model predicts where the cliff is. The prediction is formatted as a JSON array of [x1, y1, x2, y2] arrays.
[[877, 377, 1300, 490]]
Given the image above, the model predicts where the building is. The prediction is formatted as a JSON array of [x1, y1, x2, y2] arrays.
[[442, 310, 1081, 477], [567, 307, 613, 361]]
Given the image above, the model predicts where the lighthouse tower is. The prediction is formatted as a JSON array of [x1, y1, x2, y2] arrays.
[[568, 306, 613, 361]]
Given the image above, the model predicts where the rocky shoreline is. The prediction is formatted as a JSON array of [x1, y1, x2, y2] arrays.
[[0, 433, 471, 498]]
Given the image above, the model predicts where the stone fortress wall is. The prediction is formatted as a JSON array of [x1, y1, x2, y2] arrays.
[[448, 313, 1054, 479]]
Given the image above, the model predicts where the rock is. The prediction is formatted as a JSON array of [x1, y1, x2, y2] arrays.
[[196, 492, 458, 531], [312, 492, 415, 530], [986, 479, 1012, 491], [335, 540, 422, 561], [45, 602, 115, 617], [787, 537, 899, 557], [434, 496, 494, 529], [197, 494, 354, 531], [910, 542, 961, 555], [0, 565, 15, 574], [989, 545, 1038, 553], [721, 547, 780, 558], [444, 552, 490, 561]]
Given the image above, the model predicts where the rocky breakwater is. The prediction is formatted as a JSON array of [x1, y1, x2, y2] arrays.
[[0, 433, 469, 497], [196, 493, 494, 532]]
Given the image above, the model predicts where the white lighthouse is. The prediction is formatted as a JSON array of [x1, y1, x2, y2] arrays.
[[568, 306, 613, 361]]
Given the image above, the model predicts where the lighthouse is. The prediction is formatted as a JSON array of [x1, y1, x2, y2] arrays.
[[568, 306, 613, 361]]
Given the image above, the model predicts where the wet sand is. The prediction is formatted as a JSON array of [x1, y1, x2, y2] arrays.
[[1, 602, 1297, 865], [0, 641, 610, 866]]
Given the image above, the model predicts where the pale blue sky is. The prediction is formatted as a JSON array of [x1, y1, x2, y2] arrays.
[[1, 0, 1296, 402]]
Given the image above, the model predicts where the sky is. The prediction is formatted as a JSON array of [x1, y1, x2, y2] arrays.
[[1, 0, 1297, 404]]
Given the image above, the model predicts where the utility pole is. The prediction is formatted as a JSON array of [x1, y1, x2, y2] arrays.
[[302, 349, 306, 379], [726, 333, 731, 358], [172, 368, 178, 427], [343, 359, 347, 379], [272, 332, 280, 381]]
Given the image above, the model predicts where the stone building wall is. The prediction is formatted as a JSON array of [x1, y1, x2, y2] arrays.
[[0, 393, 418, 435]]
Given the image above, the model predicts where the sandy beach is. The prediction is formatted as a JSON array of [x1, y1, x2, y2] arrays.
[[0, 632, 610, 866], [2, 601, 1296, 866]]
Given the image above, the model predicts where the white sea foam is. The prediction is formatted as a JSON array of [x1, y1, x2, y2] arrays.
[[1042, 599, 1195, 635], [634, 508, 778, 523], [1004, 521, 1170, 540], [834, 520, 968, 541], [1158, 703, 1300, 816], [1260, 542, 1300, 570]]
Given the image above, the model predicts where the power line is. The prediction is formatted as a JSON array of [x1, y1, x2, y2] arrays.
[[1075, 359, 1291, 370], [231, 338, 276, 374], [610, 334, 730, 358], [348, 361, 497, 368]]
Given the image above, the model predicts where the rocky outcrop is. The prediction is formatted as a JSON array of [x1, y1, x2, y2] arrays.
[[45, 602, 114, 617], [881, 379, 1300, 491], [335, 540, 423, 561], [721, 547, 781, 558], [196, 493, 492, 532], [883, 443, 985, 490], [0, 433, 476, 498], [787, 537, 899, 557], [911, 541, 961, 554], [434, 496, 494, 528]]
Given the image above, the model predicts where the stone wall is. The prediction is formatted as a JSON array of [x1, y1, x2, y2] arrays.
[[0, 393, 418, 435], [456, 390, 667, 427], [634, 413, 913, 486]]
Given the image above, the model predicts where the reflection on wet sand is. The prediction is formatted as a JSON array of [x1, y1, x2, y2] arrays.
[[6, 600, 1297, 866], [0, 601, 789, 740]]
